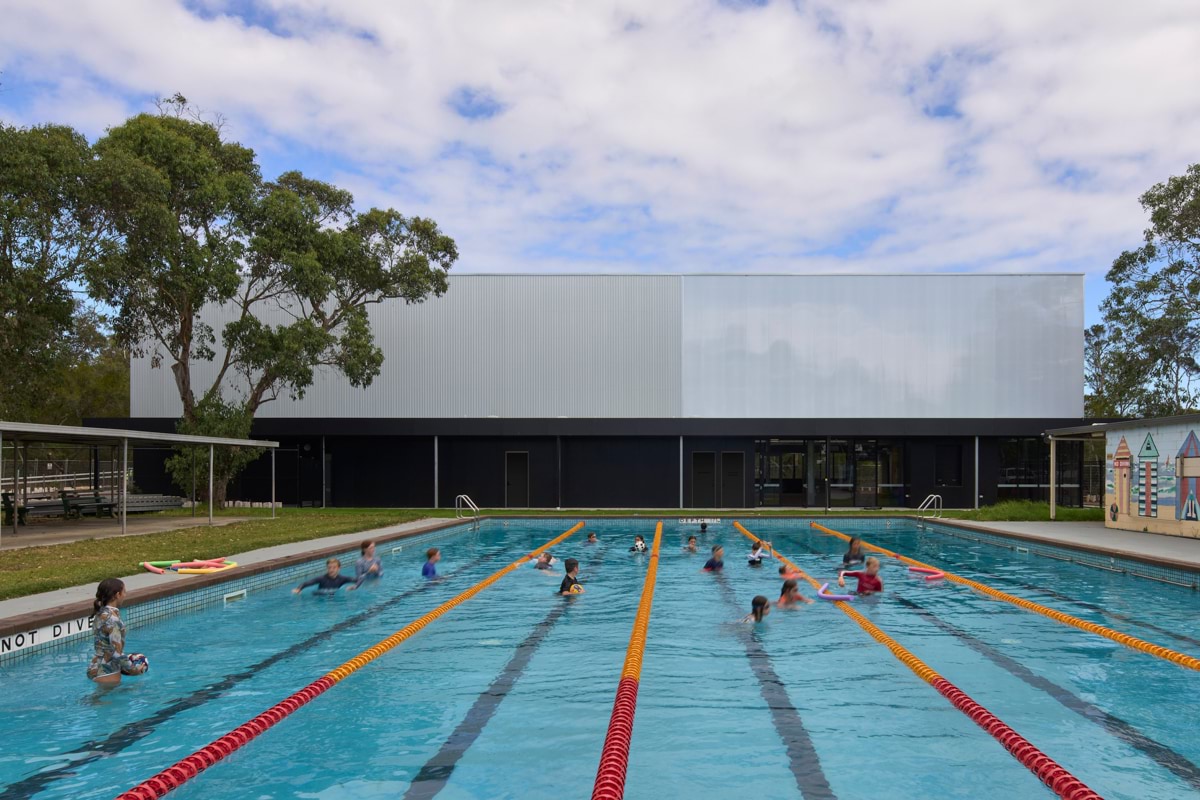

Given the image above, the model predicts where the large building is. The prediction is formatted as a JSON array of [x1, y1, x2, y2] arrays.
[[119, 273, 1089, 509]]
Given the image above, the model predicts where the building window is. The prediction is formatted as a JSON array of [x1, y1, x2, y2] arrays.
[[935, 444, 962, 487]]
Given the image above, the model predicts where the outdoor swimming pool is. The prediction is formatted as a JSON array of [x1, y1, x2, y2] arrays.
[[0, 517, 1197, 799]]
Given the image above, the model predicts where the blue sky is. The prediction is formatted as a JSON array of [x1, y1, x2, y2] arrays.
[[3, 0, 1198, 328]]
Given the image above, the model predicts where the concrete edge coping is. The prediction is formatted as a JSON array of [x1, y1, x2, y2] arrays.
[[934, 519, 1200, 573], [0, 516, 466, 640]]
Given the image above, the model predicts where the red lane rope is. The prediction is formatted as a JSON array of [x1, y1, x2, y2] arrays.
[[734, 521, 1103, 800], [592, 521, 664, 800], [116, 522, 586, 800]]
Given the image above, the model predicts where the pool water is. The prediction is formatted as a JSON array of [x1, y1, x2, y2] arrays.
[[0, 518, 1197, 800]]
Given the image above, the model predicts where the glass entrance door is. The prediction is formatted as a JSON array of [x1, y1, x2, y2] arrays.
[[755, 439, 827, 507]]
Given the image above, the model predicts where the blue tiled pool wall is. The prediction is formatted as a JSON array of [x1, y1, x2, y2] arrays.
[[0, 521, 478, 665]]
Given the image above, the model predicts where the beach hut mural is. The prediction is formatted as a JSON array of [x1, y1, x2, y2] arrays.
[[1112, 436, 1132, 516], [1179, 430, 1200, 522], [1137, 433, 1159, 517]]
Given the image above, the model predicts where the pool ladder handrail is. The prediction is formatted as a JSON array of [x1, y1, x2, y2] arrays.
[[455, 494, 480, 529], [917, 493, 943, 520]]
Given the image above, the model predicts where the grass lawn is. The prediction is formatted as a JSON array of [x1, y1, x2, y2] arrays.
[[0, 501, 1101, 601], [0, 508, 440, 602]]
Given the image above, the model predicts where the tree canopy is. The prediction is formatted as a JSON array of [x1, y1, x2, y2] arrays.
[[85, 102, 457, 503], [0, 123, 112, 421], [1093, 164, 1200, 417]]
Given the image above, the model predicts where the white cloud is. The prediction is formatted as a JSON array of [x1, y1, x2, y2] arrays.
[[0, 0, 1197, 284]]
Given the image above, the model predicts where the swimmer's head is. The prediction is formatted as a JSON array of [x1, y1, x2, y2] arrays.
[[326, 558, 341, 576], [779, 579, 798, 598], [361, 540, 375, 556], [700, 523, 708, 532], [848, 536, 863, 553], [564, 558, 579, 575], [864, 556, 880, 574], [427, 547, 441, 563], [778, 565, 789, 576], [93, 578, 126, 617], [587, 532, 598, 542], [751, 595, 770, 622], [688, 535, 697, 544], [712, 545, 723, 558], [634, 535, 645, 543]]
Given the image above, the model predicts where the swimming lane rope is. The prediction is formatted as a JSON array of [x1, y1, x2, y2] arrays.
[[810, 521, 1200, 672], [592, 521, 664, 800], [116, 522, 586, 800], [735, 522, 1102, 800]]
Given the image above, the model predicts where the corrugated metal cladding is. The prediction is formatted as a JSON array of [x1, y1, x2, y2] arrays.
[[130, 273, 1083, 420], [681, 274, 1083, 418], [130, 275, 683, 419]]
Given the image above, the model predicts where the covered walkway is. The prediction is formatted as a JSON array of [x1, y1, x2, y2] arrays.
[[0, 421, 278, 546]]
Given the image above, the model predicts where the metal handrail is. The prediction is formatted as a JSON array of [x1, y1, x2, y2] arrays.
[[455, 494, 480, 529], [916, 494, 943, 519]]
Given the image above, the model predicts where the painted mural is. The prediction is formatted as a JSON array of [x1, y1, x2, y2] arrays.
[[1106, 421, 1200, 537]]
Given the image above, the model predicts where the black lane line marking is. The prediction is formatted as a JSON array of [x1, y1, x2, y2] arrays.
[[403, 546, 610, 799], [894, 595, 1200, 792], [713, 575, 837, 800], [0, 548, 508, 800], [786, 536, 1200, 791], [800, 531, 1200, 650], [991, 576, 1200, 651]]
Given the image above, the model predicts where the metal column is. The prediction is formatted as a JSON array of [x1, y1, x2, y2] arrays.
[[679, 436, 684, 510], [271, 447, 276, 519], [321, 435, 326, 508], [1, 429, 5, 546], [208, 444, 214, 526], [120, 438, 128, 536], [1049, 436, 1057, 521], [974, 436, 980, 510], [433, 435, 439, 509], [556, 435, 562, 510]]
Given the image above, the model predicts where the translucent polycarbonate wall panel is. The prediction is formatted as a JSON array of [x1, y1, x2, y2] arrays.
[[680, 274, 1083, 418], [130, 275, 682, 418]]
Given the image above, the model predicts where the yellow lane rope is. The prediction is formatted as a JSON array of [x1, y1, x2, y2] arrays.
[[810, 521, 1200, 672], [324, 521, 586, 683]]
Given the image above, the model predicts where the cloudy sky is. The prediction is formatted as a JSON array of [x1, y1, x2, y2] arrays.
[[3, 1, 1198, 324]]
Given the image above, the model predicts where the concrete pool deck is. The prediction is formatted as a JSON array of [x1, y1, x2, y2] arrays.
[[942, 519, 1200, 571]]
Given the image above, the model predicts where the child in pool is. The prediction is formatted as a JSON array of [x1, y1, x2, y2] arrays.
[[294, 559, 358, 594], [422, 548, 442, 579], [777, 578, 814, 607], [630, 535, 647, 553], [703, 545, 724, 572], [842, 537, 866, 567], [748, 540, 772, 567], [743, 595, 770, 623], [532, 551, 558, 571], [837, 556, 884, 595], [586, 532, 599, 544], [559, 558, 584, 595], [684, 535, 698, 553], [355, 540, 384, 585], [778, 565, 802, 581], [87, 578, 149, 685]]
